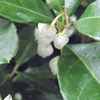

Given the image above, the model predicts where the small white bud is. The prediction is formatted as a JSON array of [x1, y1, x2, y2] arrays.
[[14, 93, 22, 100], [37, 44, 54, 58], [38, 34, 54, 46], [54, 33, 69, 49], [38, 23, 45, 31], [4, 94, 12, 100], [38, 23, 57, 35], [49, 56, 59, 75], [37, 23, 57, 45]]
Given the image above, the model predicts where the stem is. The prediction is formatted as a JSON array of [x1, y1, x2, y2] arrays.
[[62, 21, 74, 35], [66, 15, 70, 23], [62, 6, 68, 14], [50, 13, 65, 27], [9, 65, 19, 78], [62, 6, 70, 23], [61, 28, 67, 35], [12, 75, 19, 82], [56, 21, 64, 32]]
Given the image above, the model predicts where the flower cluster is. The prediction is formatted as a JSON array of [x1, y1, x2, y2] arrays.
[[35, 23, 69, 58], [35, 23, 57, 58], [34, 13, 72, 75], [35, 23, 69, 75]]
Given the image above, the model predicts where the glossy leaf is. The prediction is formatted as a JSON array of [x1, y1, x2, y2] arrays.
[[46, 0, 64, 12], [65, 0, 81, 16], [57, 42, 100, 100], [0, 18, 19, 64], [17, 71, 59, 94], [15, 25, 37, 66], [24, 64, 56, 79], [75, 0, 100, 40], [0, 0, 53, 23]]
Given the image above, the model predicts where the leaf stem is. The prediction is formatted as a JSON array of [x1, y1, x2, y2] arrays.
[[12, 75, 19, 82], [8, 65, 19, 78]]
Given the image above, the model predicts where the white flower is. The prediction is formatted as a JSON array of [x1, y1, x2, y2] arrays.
[[35, 23, 57, 46], [14, 93, 22, 100], [49, 56, 59, 75], [37, 44, 54, 58], [38, 23, 45, 31], [38, 33, 54, 46], [38, 23, 57, 36], [4, 94, 12, 100], [54, 33, 69, 49]]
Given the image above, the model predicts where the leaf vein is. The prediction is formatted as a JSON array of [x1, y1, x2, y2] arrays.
[[67, 45, 100, 84], [67, 59, 80, 73], [76, 17, 100, 23], [77, 77, 93, 100], [0, 1, 52, 21], [19, 0, 25, 8], [56, 0, 63, 12]]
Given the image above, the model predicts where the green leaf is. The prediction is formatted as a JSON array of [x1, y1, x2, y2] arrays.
[[0, 64, 7, 72], [75, 0, 100, 41], [57, 42, 100, 100], [24, 64, 56, 79], [21, 88, 62, 100], [34, 92, 63, 100], [0, 18, 19, 64], [0, 0, 53, 23], [46, 0, 64, 12], [15, 25, 37, 66], [65, 0, 81, 16], [0, 72, 8, 86], [17, 71, 59, 94], [23, 90, 63, 100], [0, 73, 15, 98]]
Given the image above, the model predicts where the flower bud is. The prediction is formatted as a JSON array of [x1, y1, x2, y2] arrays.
[[38, 33, 54, 46], [54, 33, 69, 49], [38, 23, 45, 31], [38, 23, 57, 35], [37, 44, 54, 58], [14, 93, 22, 100], [49, 56, 59, 75], [37, 23, 57, 45], [35, 28, 51, 45]]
